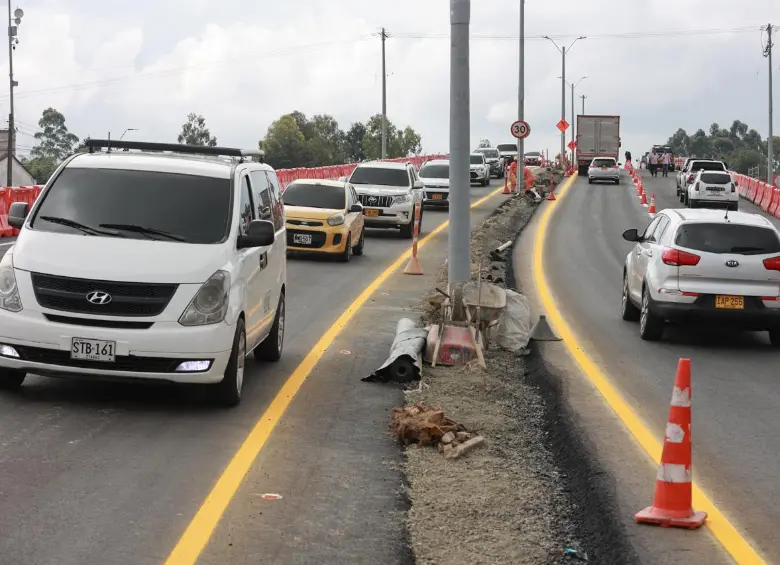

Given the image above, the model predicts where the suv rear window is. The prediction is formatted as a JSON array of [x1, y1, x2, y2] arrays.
[[419, 164, 449, 179], [469, 155, 484, 164], [592, 158, 615, 167], [690, 161, 725, 172], [675, 223, 780, 255], [349, 166, 409, 187], [497, 144, 517, 152], [700, 172, 732, 184], [30, 168, 230, 244], [283, 182, 345, 210]]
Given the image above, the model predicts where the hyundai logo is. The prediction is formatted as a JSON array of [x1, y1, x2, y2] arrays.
[[86, 291, 112, 305], [725, 260, 739, 268]]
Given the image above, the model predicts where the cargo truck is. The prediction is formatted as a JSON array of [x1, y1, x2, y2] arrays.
[[576, 115, 621, 175]]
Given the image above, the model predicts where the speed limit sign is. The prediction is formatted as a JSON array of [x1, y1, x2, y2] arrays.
[[510, 120, 530, 139]]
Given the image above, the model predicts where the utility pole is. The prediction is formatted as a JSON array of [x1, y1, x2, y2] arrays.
[[517, 0, 524, 164], [764, 23, 774, 184], [580, 94, 587, 115], [544, 36, 585, 169], [6, 3, 22, 187], [449, 0, 470, 318], [380, 27, 388, 160]]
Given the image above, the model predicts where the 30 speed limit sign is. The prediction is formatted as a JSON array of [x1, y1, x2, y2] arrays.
[[510, 120, 530, 139]]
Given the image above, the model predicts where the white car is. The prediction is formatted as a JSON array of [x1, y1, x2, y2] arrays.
[[588, 157, 620, 184], [348, 161, 424, 238], [418, 159, 450, 207], [473, 147, 504, 178], [677, 159, 727, 201], [621, 209, 780, 343], [0, 139, 287, 406], [686, 169, 738, 211], [469, 153, 490, 186]]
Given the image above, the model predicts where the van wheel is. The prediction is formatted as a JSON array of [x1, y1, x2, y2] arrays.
[[621, 274, 640, 322], [639, 286, 664, 341], [353, 229, 365, 256], [339, 234, 352, 262], [0, 369, 26, 390], [256, 292, 285, 362], [212, 318, 246, 407]]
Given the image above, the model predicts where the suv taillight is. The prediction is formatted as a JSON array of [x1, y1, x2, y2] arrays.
[[694, 182, 700, 191], [763, 256, 780, 271], [731, 183, 736, 193], [687, 174, 694, 184], [662, 248, 701, 267]]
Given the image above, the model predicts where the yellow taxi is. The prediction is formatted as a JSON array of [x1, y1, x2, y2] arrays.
[[283, 179, 365, 261]]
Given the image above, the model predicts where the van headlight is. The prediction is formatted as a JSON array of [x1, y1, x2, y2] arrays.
[[179, 270, 230, 326], [393, 194, 411, 205], [327, 212, 345, 226], [0, 254, 22, 313]]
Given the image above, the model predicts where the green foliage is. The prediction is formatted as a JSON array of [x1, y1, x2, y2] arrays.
[[30, 107, 79, 162], [177, 113, 217, 146], [21, 155, 58, 184], [665, 120, 778, 175], [260, 111, 423, 169], [478, 138, 492, 148]]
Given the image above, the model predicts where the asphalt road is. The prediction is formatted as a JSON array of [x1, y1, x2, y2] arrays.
[[544, 169, 780, 563], [0, 181, 505, 565]]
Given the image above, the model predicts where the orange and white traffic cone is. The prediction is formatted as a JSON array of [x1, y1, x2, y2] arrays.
[[404, 202, 424, 275], [649, 193, 657, 215], [635, 359, 707, 529], [547, 176, 556, 201], [502, 171, 511, 195], [640, 191, 648, 206]]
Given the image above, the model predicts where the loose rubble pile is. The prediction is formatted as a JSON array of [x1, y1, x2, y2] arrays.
[[390, 402, 486, 459]]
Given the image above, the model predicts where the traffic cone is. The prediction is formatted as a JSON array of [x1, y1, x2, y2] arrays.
[[529, 315, 561, 342], [502, 174, 511, 195], [649, 194, 657, 215], [547, 177, 556, 201], [641, 191, 648, 206], [635, 359, 707, 529]]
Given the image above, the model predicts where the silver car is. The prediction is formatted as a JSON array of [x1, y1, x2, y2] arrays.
[[469, 153, 490, 186], [621, 209, 780, 343], [588, 157, 620, 184]]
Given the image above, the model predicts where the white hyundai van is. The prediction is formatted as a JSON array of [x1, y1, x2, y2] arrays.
[[0, 139, 287, 406]]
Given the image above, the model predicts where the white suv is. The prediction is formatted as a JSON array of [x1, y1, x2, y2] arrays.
[[348, 161, 424, 238], [0, 139, 287, 406], [621, 209, 780, 343], [677, 159, 727, 201], [686, 169, 738, 211], [418, 159, 450, 207], [469, 153, 490, 186]]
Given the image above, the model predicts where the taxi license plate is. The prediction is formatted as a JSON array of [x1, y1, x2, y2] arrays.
[[71, 338, 116, 362], [432, 193, 443, 200], [601, 166, 607, 170], [293, 233, 312, 245], [715, 295, 744, 309], [364, 209, 379, 217]]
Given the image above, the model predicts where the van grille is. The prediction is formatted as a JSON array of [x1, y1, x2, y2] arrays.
[[358, 194, 394, 208]]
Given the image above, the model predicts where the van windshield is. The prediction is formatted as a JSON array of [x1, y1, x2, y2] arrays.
[[30, 168, 231, 244]]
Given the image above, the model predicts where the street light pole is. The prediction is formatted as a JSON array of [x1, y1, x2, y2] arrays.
[[449, 0, 470, 318], [517, 0, 524, 164], [544, 36, 585, 169], [559, 76, 587, 170], [380, 27, 388, 159], [580, 94, 587, 115], [6, 2, 22, 187], [119, 128, 138, 141], [764, 23, 774, 184]]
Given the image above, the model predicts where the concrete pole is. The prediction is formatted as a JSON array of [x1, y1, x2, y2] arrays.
[[767, 23, 774, 184], [7, 0, 14, 187], [449, 0, 471, 315], [581, 94, 586, 114], [381, 28, 388, 159], [516, 0, 524, 164], [570, 83, 575, 165], [560, 47, 566, 168]]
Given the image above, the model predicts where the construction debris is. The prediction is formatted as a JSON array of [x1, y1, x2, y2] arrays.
[[444, 435, 486, 460], [389, 402, 480, 453]]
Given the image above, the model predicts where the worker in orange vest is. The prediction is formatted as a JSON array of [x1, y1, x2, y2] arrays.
[[507, 157, 518, 192], [523, 165, 541, 202]]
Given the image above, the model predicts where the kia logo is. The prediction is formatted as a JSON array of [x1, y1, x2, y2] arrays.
[[86, 291, 112, 305], [725, 260, 739, 268]]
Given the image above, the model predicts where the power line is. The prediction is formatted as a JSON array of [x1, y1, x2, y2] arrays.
[[393, 25, 760, 41], [0, 36, 373, 102]]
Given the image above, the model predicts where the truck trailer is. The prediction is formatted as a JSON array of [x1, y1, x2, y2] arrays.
[[576, 115, 621, 175]]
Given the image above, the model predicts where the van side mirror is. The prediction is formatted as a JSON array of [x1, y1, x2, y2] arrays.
[[237, 219, 275, 249], [349, 203, 363, 213], [413, 180, 424, 190], [8, 202, 29, 229], [622, 228, 640, 242]]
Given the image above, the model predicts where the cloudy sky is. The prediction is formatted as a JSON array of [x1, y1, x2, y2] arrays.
[[2, 0, 778, 163]]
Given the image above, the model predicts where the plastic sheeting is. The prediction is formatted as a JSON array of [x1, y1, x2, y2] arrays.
[[362, 318, 428, 383], [491, 289, 532, 352]]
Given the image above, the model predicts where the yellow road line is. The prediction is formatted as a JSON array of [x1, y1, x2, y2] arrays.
[[533, 175, 767, 565], [164, 185, 507, 565]]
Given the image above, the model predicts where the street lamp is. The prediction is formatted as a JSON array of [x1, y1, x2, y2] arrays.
[[119, 128, 138, 140], [544, 35, 586, 168], [7, 3, 23, 187], [559, 75, 587, 165]]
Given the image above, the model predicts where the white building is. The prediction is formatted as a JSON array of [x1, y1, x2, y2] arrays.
[[0, 154, 37, 187]]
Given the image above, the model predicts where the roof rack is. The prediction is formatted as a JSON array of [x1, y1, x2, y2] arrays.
[[83, 139, 265, 161]]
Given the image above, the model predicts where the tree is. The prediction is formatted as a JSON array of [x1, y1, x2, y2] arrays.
[[666, 128, 690, 155], [178, 113, 217, 146], [345, 122, 367, 162], [260, 115, 308, 169], [306, 114, 348, 165], [400, 126, 422, 156], [30, 107, 79, 162], [21, 156, 58, 184], [478, 138, 492, 148], [362, 114, 422, 159]]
